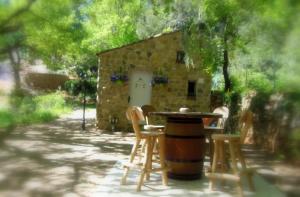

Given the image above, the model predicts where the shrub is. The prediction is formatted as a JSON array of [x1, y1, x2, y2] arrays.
[[289, 128, 300, 161], [63, 78, 97, 100], [64, 80, 82, 96], [34, 92, 68, 113], [0, 92, 71, 129], [0, 110, 15, 128], [248, 73, 273, 93]]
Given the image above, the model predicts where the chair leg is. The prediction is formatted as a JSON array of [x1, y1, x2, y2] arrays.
[[158, 135, 168, 186], [236, 180, 244, 197], [218, 141, 226, 186], [209, 135, 214, 167], [209, 140, 220, 191], [146, 137, 154, 181], [121, 167, 130, 185], [130, 139, 141, 162], [229, 141, 244, 197], [153, 138, 160, 160], [140, 139, 146, 160], [236, 143, 255, 191], [137, 170, 146, 192], [137, 137, 154, 191], [121, 139, 142, 185]]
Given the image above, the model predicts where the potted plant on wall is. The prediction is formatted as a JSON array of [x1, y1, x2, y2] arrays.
[[152, 75, 168, 84], [152, 68, 168, 85], [110, 67, 128, 85]]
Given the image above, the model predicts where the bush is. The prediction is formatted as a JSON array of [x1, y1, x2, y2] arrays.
[[63, 78, 97, 100], [64, 80, 82, 96], [289, 128, 300, 161], [34, 92, 68, 113], [0, 110, 15, 128], [248, 73, 273, 93], [0, 92, 72, 129]]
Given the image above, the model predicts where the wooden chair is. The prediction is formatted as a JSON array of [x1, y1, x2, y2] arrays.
[[141, 105, 165, 131], [204, 106, 229, 166], [141, 105, 165, 160], [121, 106, 168, 191], [206, 110, 255, 197], [204, 106, 229, 130]]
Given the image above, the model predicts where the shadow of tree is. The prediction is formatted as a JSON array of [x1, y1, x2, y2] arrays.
[[0, 110, 135, 196]]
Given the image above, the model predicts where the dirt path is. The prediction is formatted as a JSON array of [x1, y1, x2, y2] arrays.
[[243, 145, 300, 197], [0, 109, 134, 197]]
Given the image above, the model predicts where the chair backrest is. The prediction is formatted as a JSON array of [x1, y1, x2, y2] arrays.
[[213, 106, 229, 128], [126, 106, 145, 139], [238, 110, 253, 144], [141, 105, 156, 125]]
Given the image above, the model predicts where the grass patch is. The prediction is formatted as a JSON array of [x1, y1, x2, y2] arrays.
[[0, 92, 72, 129], [0, 110, 15, 128], [65, 96, 96, 109]]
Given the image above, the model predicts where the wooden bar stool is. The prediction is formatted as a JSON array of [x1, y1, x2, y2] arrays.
[[141, 105, 165, 131], [141, 105, 165, 159], [121, 106, 168, 191], [207, 133, 255, 197], [204, 106, 229, 166]]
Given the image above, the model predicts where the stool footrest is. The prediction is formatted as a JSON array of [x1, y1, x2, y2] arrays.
[[123, 162, 143, 169], [148, 167, 169, 173], [206, 172, 240, 182]]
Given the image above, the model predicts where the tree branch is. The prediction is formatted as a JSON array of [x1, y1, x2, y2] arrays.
[[0, 24, 21, 34], [0, 42, 22, 55], [0, 0, 36, 32]]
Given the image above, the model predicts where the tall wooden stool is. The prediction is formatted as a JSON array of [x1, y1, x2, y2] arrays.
[[141, 105, 165, 131], [204, 106, 229, 166], [121, 106, 168, 191], [207, 134, 255, 197]]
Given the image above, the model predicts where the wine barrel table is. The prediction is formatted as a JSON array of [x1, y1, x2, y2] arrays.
[[150, 112, 222, 180]]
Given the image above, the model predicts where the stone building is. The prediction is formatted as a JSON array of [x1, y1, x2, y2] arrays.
[[96, 31, 212, 131]]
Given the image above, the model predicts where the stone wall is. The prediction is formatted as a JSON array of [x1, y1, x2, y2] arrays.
[[24, 72, 69, 90], [96, 31, 211, 131]]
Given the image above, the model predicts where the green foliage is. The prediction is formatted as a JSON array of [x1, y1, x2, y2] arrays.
[[24, 0, 88, 69], [230, 0, 300, 95], [0, 110, 15, 128], [1, 0, 299, 97], [64, 80, 82, 96], [34, 92, 69, 115], [82, 0, 142, 53], [247, 73, 273, 93], [289, 129, 300, 160], [223, 76, 244, 132], [0, 92, 71, 129], [63, 56, 98, 99], [64, 78, 97, 99], [277, 13, 300, 93]]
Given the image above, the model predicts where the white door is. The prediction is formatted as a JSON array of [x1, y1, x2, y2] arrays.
[[129, 70, 153, 106]]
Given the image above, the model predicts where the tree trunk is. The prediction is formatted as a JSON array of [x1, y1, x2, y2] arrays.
[[8, 49, 22, 94], [223, 35, 236, 133], [223, 40, 231, 92]]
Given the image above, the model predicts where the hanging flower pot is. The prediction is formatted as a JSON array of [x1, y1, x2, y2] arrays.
[[152, 75, 168, 85], [110, 73, 128, 84]]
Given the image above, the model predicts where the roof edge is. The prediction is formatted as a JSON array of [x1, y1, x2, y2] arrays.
[[96, 30, 182, 56]]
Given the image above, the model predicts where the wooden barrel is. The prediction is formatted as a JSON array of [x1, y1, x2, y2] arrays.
[[165, 117, 205, 180]]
